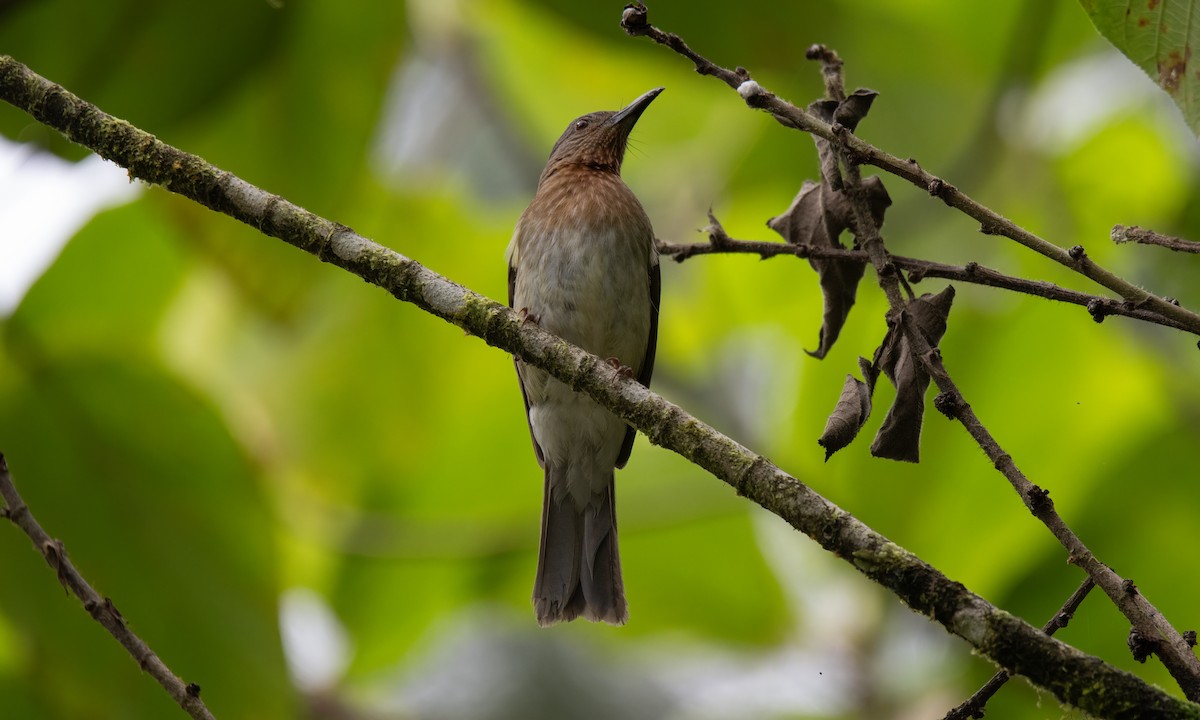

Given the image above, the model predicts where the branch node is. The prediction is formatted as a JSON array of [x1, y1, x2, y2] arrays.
[[1123, 578, 1139, 596], [1185, 630, 1198, 648], [737, 80, 768, 107], [1068, 244, 1086, 261], [2, 497, 25, 522], [103, 597, 126, 628], [42, 538, 70, 593], [804, 43, 840, 67], [704, 209, 731, 248], [186, 682, 202, 698], [933, 391, 961, 419], [1025, 484, 1052, 514], [927, 177, 945, 197], [1086, 298, 1109, 324], [619, 3, 650, 35], [1129, 627, 1156, 663], [733, 456, 770, 498]]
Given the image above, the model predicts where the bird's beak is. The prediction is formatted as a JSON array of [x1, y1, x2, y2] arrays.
[[610, 87, 664, 131]]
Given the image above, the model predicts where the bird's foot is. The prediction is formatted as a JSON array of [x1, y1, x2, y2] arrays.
[[606, 357, 635, 378], [518, 307, 541, 326]]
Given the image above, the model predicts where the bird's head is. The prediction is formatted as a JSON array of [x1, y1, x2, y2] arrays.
[[541, 87, 663, 179]]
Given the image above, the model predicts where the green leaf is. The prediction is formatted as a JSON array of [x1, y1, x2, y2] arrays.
[[1078, 0, 1200, 134]]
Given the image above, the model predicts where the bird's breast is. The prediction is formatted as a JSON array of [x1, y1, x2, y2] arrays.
[[511, 174, 655, 366]]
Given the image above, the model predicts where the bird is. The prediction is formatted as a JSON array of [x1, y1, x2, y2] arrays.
[[506, 88, 663, 626]]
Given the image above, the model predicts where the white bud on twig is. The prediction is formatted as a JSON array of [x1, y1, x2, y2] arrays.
[[737, 80, 763, 100]]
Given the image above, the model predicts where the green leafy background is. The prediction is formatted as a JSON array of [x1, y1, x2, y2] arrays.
[[2, 1, 1198, 718]]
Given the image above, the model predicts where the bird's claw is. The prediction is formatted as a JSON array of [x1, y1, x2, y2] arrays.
[[606, 357, 635, 377], [518, 307, 541, 326]]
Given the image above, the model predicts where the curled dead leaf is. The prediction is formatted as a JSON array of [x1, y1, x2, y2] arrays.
[[818, 373, 872, 461], [768, 178, 891, 359], [870, 286, 956, 463], [833, 88, 879, 132], [808, 99, 842, 189]]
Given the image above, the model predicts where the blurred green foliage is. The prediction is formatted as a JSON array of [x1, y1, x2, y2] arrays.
[[2, 1, 1199, 718]]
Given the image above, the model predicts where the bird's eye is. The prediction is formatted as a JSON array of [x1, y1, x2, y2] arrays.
[[574, 119, 590, 131]]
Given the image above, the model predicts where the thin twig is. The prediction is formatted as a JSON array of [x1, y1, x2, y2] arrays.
[[0, 454, 216, 720], [1113, 224, 1200, 254], [945, 578, 1096, 720], [619, 3, 1200, 337], [2, 54, 1195, 719], [658, 232, 1192, 332]]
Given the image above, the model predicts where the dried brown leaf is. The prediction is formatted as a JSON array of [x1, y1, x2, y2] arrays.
[[768, 178, 890, 360], [806, 89, 879, 189], [870, 286, 956, 463], [833, 88, 879, 132], [807, 99, 842, 188], [818, 373, 872, 461]]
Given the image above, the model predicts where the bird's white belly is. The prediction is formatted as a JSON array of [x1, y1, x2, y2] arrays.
[[514, 224, 652, 488], [518, 226, 650, 363]]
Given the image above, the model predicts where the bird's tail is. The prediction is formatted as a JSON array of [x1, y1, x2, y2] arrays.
[[533, 465, 627, 626]]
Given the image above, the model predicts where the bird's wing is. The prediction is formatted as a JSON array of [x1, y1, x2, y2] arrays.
[[510, 260, 545, 467], [616, 257, 660, 468]]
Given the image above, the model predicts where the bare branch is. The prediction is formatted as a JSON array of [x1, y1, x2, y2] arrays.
[[1113, 224, 1200, 254], [658, 229, 1193, 332], [0, 455, 216, 720], [2, 54, 1196, 718]]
